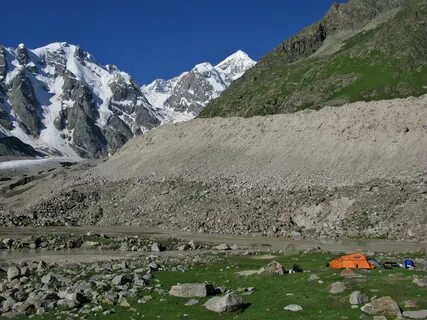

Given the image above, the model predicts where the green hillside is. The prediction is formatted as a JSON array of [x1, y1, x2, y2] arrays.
[[200, 0, 427, 118]]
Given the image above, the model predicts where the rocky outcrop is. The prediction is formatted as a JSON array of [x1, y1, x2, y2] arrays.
[[8, 70, 42, 137], [0, 137, 45, 158], [164, 70, 223, 114], [15, 44, 29, 65], [0, 46, 6, 81]]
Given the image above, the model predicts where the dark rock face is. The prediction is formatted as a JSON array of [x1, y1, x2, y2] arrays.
[[0, 136, 45, 158], [16, 45, 29, 65], [0, 46, 7, 81], [277, 24, 327, 64], [103, 115, 134, 154], [8, 70, 42, 137]]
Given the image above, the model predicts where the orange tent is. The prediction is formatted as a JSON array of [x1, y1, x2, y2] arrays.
[[328, 253, 375, 270]]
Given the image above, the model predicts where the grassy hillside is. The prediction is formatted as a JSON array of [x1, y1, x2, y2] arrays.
[[200, 0, 427, 118]]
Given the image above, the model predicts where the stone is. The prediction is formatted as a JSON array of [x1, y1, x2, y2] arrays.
[[373, 316, 387, 320], [308, 274, 320, 281], [284, 304, 303, 312], [413, 278, 427, 288], [82, 241, 100, 248], [112, 274, 132, 286], [151, 242, 165, 252], [214, 243, 230, 251], [137, 295, 153, 304], [119, 299, 131, 307], [148, 261, 159, 271], [402, 310, 427, 319], [185, 299, 199, 306], [204, 293, 244, 313], [329, 282, 346, 294], [169, 283, 216, 298], [13, 301, 35, 314], [361, 296, 402, 317], [257, 261, 285, 275], [349, 291, 369, 305], [7, 265, 21, 281]]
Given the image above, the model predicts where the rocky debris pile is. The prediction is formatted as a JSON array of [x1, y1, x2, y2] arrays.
[[0, 233, 203, 252], [0, 254, 218, 318]]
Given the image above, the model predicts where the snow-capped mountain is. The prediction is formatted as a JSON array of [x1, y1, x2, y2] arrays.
[[0, 44, 255, 159], [141, 50, 256, 124], [0, 42, 161, 158]]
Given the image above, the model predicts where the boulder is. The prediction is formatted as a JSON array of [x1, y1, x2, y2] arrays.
[[361, 296, 402, 317], [112, 274, 132, 286], [204, 293, 244, 313], [284, 304, 303, 312], [329, 282, 346, 294], [349, 291, 369, 305], [151, 242, 165, 252], [214, 243, 230, 251], [402, 310, 427, 319], [413, 278, 427, 288], [258, 261, 285, 275], [169, 283, 216, 298], [7, 265, 21, 281]]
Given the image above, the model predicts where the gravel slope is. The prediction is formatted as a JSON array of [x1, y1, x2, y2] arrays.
[[1, 95, 426, 240], [98, 95, 427, 187]]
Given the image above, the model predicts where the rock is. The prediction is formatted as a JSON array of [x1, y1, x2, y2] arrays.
[[119, 299, 131, 307], [41, 273, 58, 285], [258, 261, 285, 275], [82, 241, 100, 248], [148, 261, 158, 271], [329, 282, 346, 294], [7, 265, 21, 281], [36, 260, 47, 273], [402, 310, 427, 319], [178, 244, 191, 251], [204, 293, 244, 313], [20, 266, 30, 277], [151, 242, 165, 252], [137, 295, 153, 304], [349, 291, 369, 305], [308, 274, 320, 281], [13, 301, 35, 314], [112, 274, 132, 286], [373, 316, 387, 320], [284, 304, 303, 312], [169, 283, 216, 298], [361, 296, 402, 317], [58, 291, 89, 305], [214, 243, 230, 250], [185, 299, 199, 306], [57, 299, 76, 309], [413, 278, 427, 288]]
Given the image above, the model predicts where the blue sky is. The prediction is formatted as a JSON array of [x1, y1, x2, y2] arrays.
[[1, 0, 338, 85]]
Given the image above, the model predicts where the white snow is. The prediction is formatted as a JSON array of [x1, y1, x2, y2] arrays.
[[142, 50, 256, 123]]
